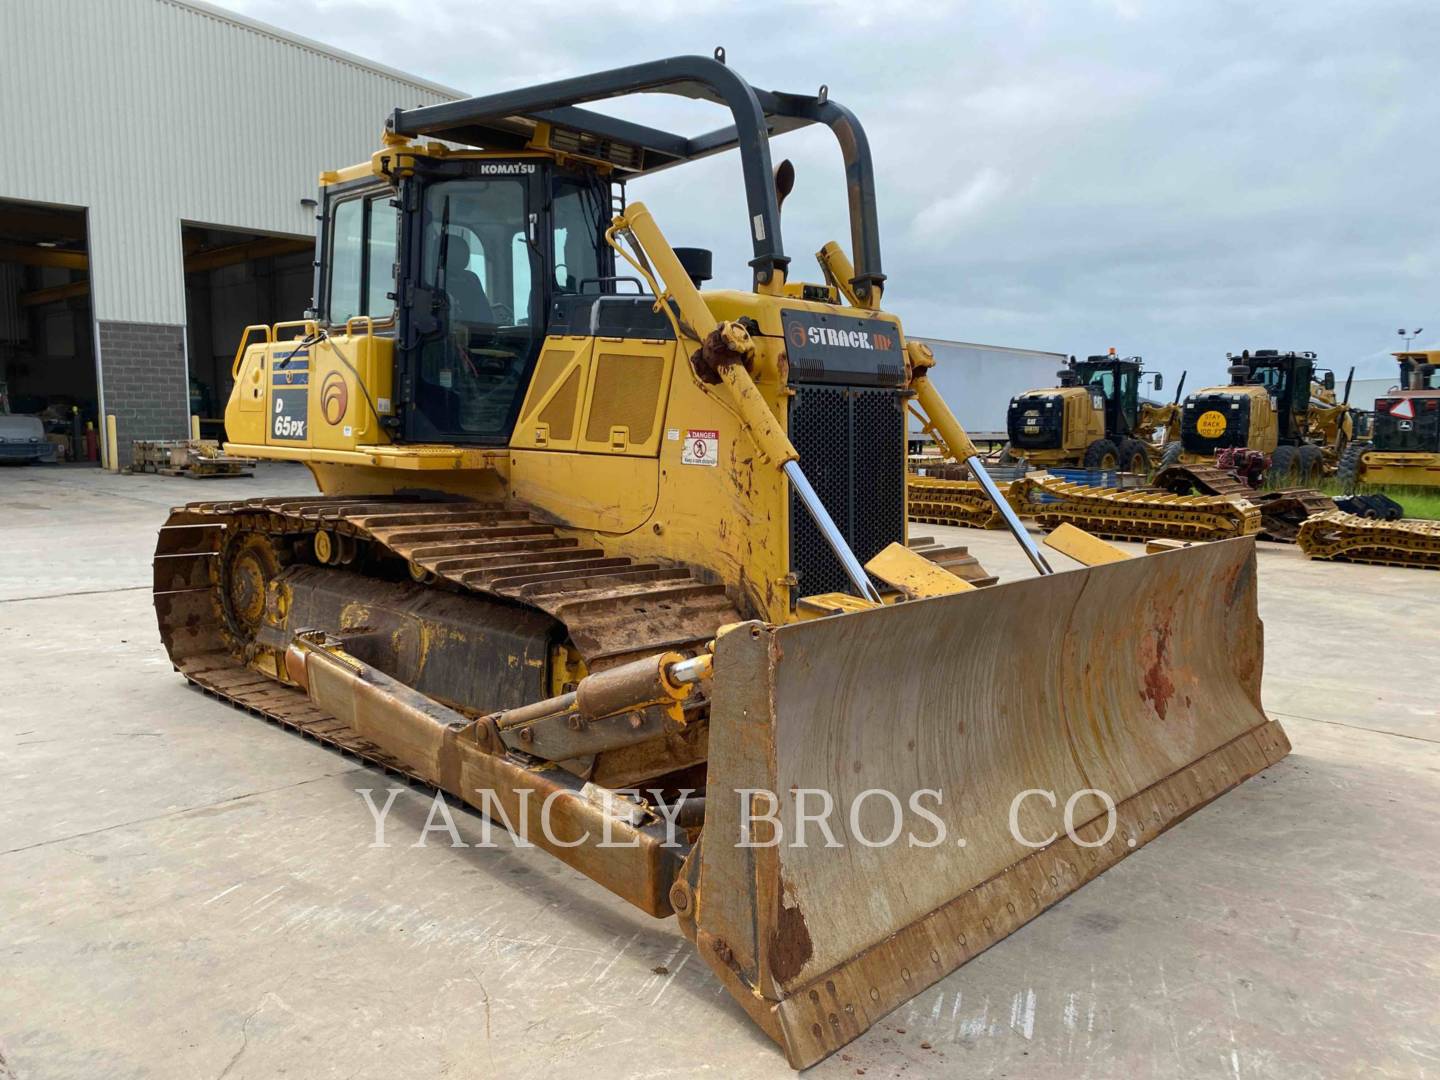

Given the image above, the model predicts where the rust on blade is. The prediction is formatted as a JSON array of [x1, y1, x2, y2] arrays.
[[695, 536, 1287, 1068]]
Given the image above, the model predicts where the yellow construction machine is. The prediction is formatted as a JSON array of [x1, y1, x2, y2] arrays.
[[1338, 350, 1440, 491], [152, 55, 1287, 1068], [1160, 348, 1354, 483], [1004, 349, 1180, 472]]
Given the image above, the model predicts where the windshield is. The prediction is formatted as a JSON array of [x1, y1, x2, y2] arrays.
[[414, 178, 537, 439]]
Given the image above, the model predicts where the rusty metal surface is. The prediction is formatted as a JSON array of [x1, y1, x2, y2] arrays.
[[1153, 462, 1256, 498], [149, 494, 742, 831], [1298, 509, 1440, 569], [299, 645, 688, 916], [149, 497, 709, 918], [1249, 488, 1336, 542], [154, 495, 741, 670], [266, 565, 555, 714], [696, 537, 1286, 1067]]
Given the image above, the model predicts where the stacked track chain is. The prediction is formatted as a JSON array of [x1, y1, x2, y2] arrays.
[[1297, 510, 1440, 570], [907, 476, 1006, 529], [1013, 476, 1261, 543], [152, 496, 741, 770]]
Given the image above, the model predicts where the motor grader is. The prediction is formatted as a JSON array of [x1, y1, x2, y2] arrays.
[[1004, 349, 1180, 472], [1161, 348, 1354, 484], [1338, 350, 1440, 491], [151, 55, 1287, 1069]]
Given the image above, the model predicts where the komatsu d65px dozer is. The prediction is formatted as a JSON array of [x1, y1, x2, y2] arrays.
[[151, 55, 1289, 1069]]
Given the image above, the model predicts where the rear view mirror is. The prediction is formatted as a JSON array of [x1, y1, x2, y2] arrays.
[[1324, 371, 1336, 391], [1153, 372, 1163, 392]]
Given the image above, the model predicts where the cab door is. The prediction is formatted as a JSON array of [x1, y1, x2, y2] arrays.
[[395, 160, 546, 445], [1116, 366, 1139, 435]]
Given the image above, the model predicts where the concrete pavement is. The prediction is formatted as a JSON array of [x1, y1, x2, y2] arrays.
[[1, 463, 1437, 1079]]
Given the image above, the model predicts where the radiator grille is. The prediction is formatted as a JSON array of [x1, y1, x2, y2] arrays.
[[1007, 394, 1065, 450], [788, 385, 906, 601], [1181, 393, 1252, 454]]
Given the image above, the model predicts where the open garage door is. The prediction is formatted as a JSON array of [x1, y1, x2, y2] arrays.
[[0, 198, 101, 463], [182, 224, 313, 441]]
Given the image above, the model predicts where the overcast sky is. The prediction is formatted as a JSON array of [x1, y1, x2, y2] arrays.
[[225, 0, 1437, 388]]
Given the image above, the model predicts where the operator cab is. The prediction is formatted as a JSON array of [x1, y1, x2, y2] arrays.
[[1074, 351, 1142, 436], [317, 157, 617, 444], [1235, 349, 1335, 443], [1378, 352, 1440, 453], [1396, 352, 1439, 392]]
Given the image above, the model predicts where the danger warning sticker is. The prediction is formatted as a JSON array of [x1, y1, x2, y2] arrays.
[[682, 429, 719, 466]]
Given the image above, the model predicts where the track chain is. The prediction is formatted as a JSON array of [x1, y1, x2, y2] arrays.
[[1297, 510, 1440, 570], [152, 495, 742, 769], [1012, 476, 1261, 543], [907, 476, 1006, 529], [1249, 489, 1337, 543]]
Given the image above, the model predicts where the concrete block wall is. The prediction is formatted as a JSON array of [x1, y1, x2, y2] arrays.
[[97, 321, 189, 466]]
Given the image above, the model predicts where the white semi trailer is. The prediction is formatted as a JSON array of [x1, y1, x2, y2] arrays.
[[908, 337, 1066, 447]]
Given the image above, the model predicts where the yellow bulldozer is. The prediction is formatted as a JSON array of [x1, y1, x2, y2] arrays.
[[1160, 348, 1354, 484], [1003, 349, 1182, 472], [151, 55, 1288, 1068]]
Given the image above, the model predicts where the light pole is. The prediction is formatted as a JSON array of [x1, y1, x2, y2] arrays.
[[1398, 327, 1424, 352]]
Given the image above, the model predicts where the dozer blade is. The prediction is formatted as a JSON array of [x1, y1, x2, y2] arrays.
[[684, 536, 1289, 1068]]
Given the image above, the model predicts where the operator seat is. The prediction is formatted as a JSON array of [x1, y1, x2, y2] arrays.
[[444, 234, 493, 322]]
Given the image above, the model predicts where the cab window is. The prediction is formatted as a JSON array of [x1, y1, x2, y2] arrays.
[[1254, 366, 1284, 392], [1081, 367, 1115, 397], [552, 179, 606, 292], [326, 192, 398, 324]]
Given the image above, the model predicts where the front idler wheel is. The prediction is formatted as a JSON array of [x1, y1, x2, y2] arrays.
[[220, 531, 285, 645]]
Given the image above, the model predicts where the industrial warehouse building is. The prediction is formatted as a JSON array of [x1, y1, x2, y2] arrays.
[[0, 0, 457, 464], [1, 0, 1070, 467]]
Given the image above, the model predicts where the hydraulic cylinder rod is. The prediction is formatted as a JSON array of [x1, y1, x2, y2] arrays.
[[967, 455, 1053, 576], [618, 202, 883, 605]]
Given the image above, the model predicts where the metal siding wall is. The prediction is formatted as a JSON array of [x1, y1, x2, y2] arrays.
[[0, 0, 457, 325], [1348, 378, 1400, 408]]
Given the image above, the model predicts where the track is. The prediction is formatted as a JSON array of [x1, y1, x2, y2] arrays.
[[1297, 510, 1440, 570], [908, 467, 1262, 542], [1013, 475, 1260, 542], [1249, 489, 1337, 543], [907, 476, 1006, 529], [152, 495, 742, 773], [1152, 463, 1257, 499]]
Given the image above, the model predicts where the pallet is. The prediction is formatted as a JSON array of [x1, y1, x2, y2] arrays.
[[127, 439, 256, 479]]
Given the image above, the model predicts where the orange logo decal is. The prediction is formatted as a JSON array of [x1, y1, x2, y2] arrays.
[[786, 320, 807, 349], [321, 372, 349, 426], [873, 332, 894, 351]]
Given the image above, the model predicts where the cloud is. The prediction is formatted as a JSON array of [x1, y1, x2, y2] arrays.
[[910, 167, 1011, 243], [220, 0, 1440, 386]]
